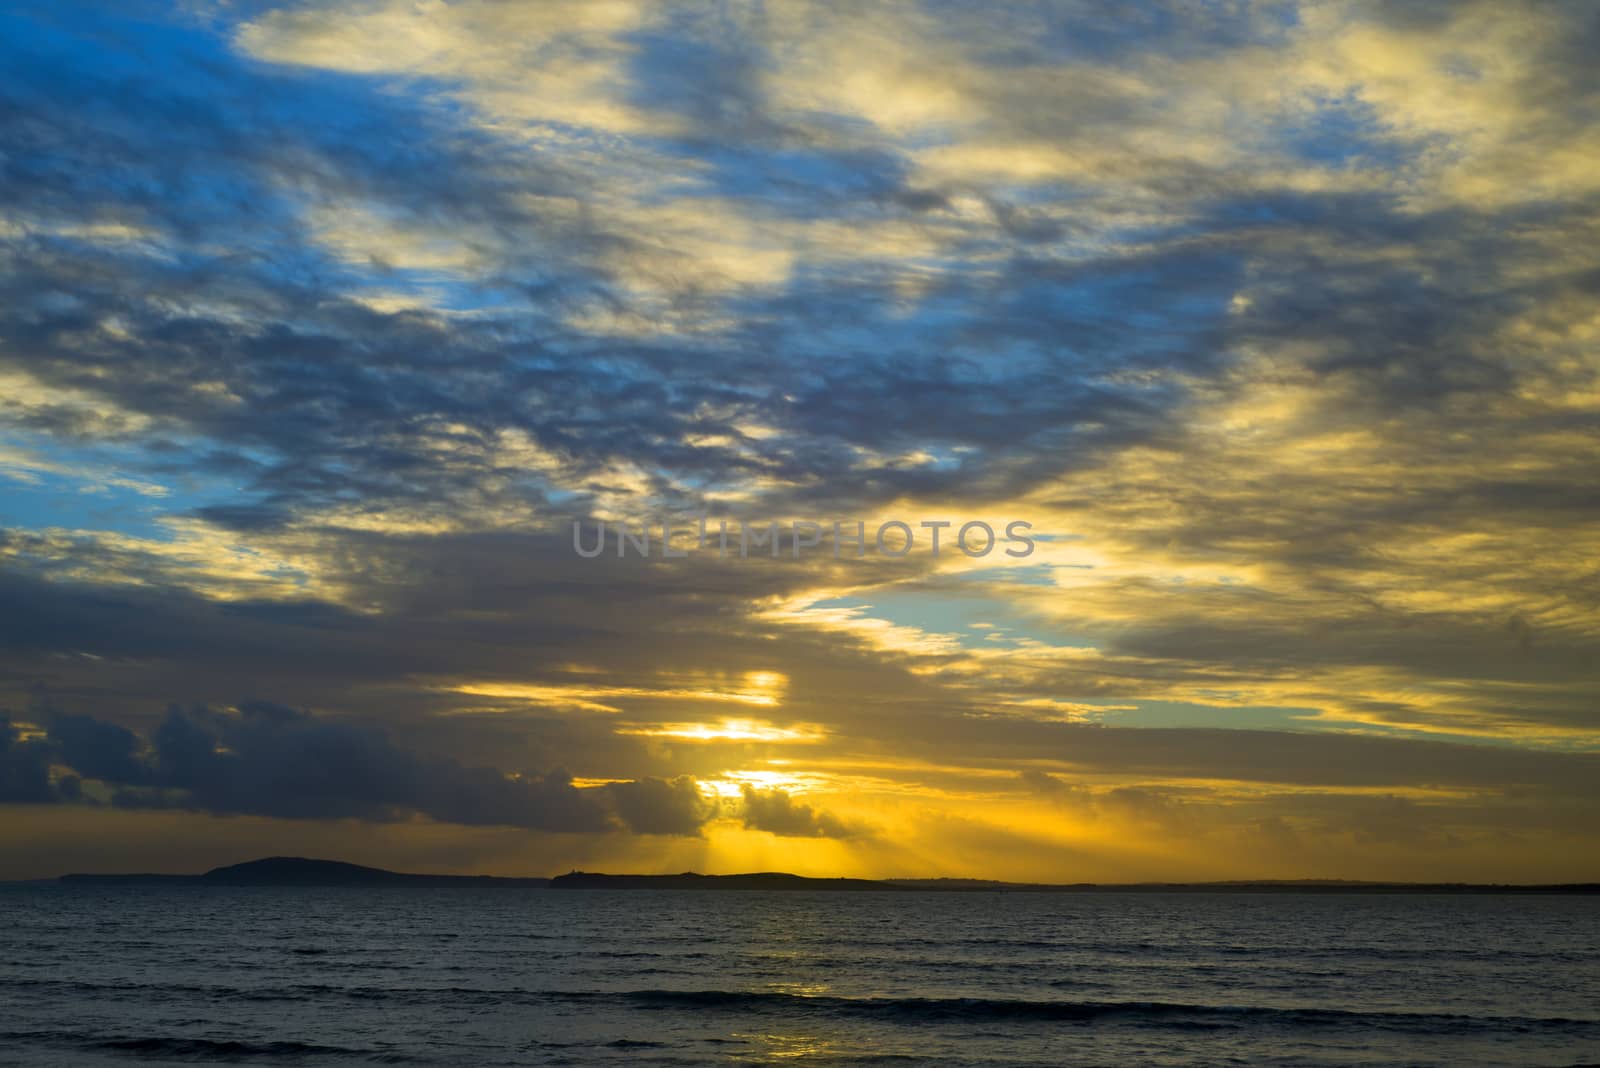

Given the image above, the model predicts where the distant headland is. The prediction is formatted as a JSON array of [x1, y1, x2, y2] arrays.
[[43, 857, 1600, 893], [59, 857, 549, 888]]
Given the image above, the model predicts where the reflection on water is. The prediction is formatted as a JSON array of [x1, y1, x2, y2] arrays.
[[744, 1031, 836, 1060], [764, 980, 832, 997]]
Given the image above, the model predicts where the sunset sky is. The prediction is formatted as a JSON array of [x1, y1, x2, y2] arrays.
[[3, 0, 1598, 883]]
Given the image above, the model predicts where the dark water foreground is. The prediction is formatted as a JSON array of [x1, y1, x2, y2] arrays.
[[1, 886, 1596, 1066]]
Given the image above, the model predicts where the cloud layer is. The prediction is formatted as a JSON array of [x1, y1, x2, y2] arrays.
[[1, 0, 1597, 880]]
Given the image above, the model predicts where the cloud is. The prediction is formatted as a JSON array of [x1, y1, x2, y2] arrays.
[[1, 715, 65, 803], [152, 704, 616, 831], [738, 783, 859, 839], [33, 702, 616, 831], [31, 700, 745, 838], [48, 713, 150, 787], [602, 775, 715, 836]]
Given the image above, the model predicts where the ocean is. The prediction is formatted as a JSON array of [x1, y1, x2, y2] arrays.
[[1, 886, 1597, 1066]]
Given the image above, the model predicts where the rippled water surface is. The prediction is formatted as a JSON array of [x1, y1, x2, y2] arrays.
[[2, 886, 1598, 1066]]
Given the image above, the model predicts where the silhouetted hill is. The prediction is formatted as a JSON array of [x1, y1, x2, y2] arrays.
[[61, 857, 547, 887]]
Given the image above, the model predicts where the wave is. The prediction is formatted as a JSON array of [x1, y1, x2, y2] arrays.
[[584, 989, 1600, 1032], [8, 977, 1597, 1036], [1, 1030, 413, 1062], [96, 1037, 408, 1061]]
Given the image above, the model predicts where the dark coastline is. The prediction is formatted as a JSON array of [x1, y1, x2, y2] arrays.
[[58, 857, 548, 888], [39, 857, 1600, 893], [552, 872, 1600, 894]]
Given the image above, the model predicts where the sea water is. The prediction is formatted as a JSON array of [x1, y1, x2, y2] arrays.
[[2, 886, 1597, 1066]]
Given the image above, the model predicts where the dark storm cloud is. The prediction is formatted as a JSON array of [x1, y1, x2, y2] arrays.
[[0, 715, 65, 803], [21, 700, 739, 836], [602, 775, 714, 837], [68, 702, 617, 831], [739, 784, 858, 839], [48, 712, 149, 787]]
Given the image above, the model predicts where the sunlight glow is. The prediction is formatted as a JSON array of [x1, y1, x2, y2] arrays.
[[619, 719, 826, 744], [446, 681, 782, 711]]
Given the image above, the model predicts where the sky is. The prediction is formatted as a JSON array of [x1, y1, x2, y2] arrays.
[[2, 0, 1598, 883]]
